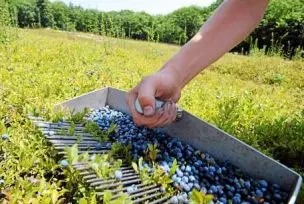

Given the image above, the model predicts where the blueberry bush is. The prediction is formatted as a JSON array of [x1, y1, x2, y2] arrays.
[[0, 28, 303, 202]]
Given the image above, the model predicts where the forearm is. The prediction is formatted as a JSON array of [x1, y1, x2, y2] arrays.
[[160, 0, 269, 88]]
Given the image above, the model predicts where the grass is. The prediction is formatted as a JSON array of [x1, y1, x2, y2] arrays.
[[0, 28, 303, 202]]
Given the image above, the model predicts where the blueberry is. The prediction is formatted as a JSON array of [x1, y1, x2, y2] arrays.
[[194, 183, 200, 190], [106, 143, 112, 149], [210, 185, 218, 193], [272, 183, 280, 189], [235, 193, 241, 198], [60, 160, 69, 168], [185, 165, 191, 172], [227, 191, 234, 198], [170, 196, 178, 204], [200, 187, 207, 194], [183, 184, 191, 192], [209, 166, 216, 173], [182, 176, 189, 183], [219, 197, 227, 204], [1, 133, 9, 140], [177, 194, 185, 202], [95, 143, 103, 150], [114, 170, 123, 180], [235, 182, 241, 189], [255, 189, 263, 197], [244, 181, 251, 189], [216, 168, 222, 174], [176, 177, 182, 183], [189, 175, 195, 182], [273, 193, 282, 201], [188, 182, 194, 189], [232, 196, 241, 204], [258, 180, 268, 188], [176, 169, 183, 177], [126, 184, 137, 194], [176, 152, 183, 159], [185, 150, 192, 157], [218, 189, 224, 195]]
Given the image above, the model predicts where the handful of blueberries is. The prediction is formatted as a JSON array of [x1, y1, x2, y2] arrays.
[[87, 106, 288, 204]]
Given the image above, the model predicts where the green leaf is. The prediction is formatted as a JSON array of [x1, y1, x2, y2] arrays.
[[103, 190, 112, 203], [132, 162, 138, 173], [190, 189, 213, 204], [169, 159, 178, 176], [51, 190, 59, 204], [138, 157, 143, 170], [190, 189, 203, 203], [79, 197, 88, 204], [65, 143, 79, 165]]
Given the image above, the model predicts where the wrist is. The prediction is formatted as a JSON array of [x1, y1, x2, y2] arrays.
[[158, 63, 186, 90]]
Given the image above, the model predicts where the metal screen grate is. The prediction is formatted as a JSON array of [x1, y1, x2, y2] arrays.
[[29, 115, 172, 203]]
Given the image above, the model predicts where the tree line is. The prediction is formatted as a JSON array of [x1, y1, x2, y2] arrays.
[[1, 0, 304, 58]]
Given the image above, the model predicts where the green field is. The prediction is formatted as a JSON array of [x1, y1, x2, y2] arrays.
[[0, 29, 303, 202]]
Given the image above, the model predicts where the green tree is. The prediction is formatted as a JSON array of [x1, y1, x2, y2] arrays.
[[51, 1, 69, 30], [36, 0, 54, 27], [17, 2, 38, 27], [0, 0, 11, 44]]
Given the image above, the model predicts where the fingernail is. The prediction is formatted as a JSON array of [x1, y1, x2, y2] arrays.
[[143, 106, 154, 116]]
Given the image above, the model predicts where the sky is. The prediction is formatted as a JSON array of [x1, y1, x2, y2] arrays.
[[55, 0, 215, 15]]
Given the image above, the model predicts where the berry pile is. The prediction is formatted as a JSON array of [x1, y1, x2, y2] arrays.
[[87, 106, 288, 204]]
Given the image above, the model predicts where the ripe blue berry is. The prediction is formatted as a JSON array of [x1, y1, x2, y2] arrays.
[[210, 185, 218, 193], [60, 160, 69, 168], [95, 143, 103, 150], [273, 193, 282, 201], [255, 189, 263, 197], [232, 196, 241, 204], [114, 170, 123, 180], [258, 180, 268, 188], [189, 175, 195, 182], [183, 184, 191, 192], [244, 181, 251, 189], [182, 176, 189, 183], [219, 197, 227, 203], [170, 196, 178, 204], [126, 184, 137, 194], [176, 169, 183, 177], [1, 133, 9, 140]]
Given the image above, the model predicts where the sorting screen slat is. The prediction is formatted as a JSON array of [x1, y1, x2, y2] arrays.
[[29, 116, 172, 203]]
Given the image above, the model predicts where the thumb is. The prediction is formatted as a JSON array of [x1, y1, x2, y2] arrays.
[[137, 78, 157, 116]]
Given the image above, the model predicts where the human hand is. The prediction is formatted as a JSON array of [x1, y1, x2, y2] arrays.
[[126, 71, 181, 128]]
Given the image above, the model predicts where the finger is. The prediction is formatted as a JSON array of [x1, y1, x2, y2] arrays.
[[169, 102, 178, 122], [159, 102, 177, 126], [126, 86, 144, 124], [145, 110, 164, 128], [137, 77, 157, 116], [126, 86, 164, 127], [154, 102, 171, 127]]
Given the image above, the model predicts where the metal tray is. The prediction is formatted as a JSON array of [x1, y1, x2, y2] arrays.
[[55, 87, 302, 204]]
